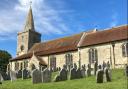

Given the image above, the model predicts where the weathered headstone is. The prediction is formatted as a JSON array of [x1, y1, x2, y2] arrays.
[[70, 68, 77, 80], [59, 68, 68, 81], [70, 63, 77, 80], [104, 67, 111, 82], [86, 64, 91, 77], [96, 65, 104, 83], [76, 68, 83, 79], [22, 69, 28, 79], [81, 65, 86, 78], [106, 61, 110, 69], [0, 71, 8, 80], [102, 61, 106, 70], [10, 71, 17, 82], [125, 65, 128, 77], [32, 69, 42, 84], [55, 65, 68, 82], [0, 73, 3, 82], [6, 71, 11, 80], [94, 61, 98, 75], [17, 70, 22, 78], [42, 68, 51, 83]]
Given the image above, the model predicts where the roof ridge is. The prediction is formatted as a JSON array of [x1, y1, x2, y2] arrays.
[[40, 32, 83, 44]]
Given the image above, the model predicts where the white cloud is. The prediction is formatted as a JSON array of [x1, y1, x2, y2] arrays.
[[0, 0, 71, 41], [109, 13, 118, 27]]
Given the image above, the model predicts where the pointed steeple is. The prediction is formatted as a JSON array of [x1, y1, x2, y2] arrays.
[[24, 6, 35, 31]]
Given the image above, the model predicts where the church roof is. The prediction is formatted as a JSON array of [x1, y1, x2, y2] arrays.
[[79, 25, 128, 47], [10, 33, 83, 61], [10, 25, 128, 61]]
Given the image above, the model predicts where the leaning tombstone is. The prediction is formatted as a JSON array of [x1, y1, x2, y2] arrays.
[[22, 69, 28, 79], [86, 64, 91, 77], [32, 69, 42, 84], [104, 67, 111, 82], [10, 71, 17, 82], [94, 61, 98, 75], [42, 68, 51, 83], [17, 70, 22, 78], [96, 65, 104, 83]]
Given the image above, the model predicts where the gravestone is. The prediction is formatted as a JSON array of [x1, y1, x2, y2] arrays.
[[10, 71, 17, 82], [86, 64, 91, 77], [104, 67, 111, 82], [22, 69, 28, 79], [17, 70, 22, 78], [0, 73, 2, 84], [58, 67, 61, 71], [6, 71, 11, 80], [42, 68, 51, 83], [125, 65, 128, 77], [106, 61, 110, 69], [94, 61, 98, 75], [59, 66, 68, 81], [0, 73, 3, 82], [76, 68, 83, 79], [0, 71, 8, 80], [81, 65, 86, 78], [32, 69, 42, 84], [55, 65, 68, 82], [102, 61, 106, 70], [70, 63, 77, 80], [96, 65, 104, 83]]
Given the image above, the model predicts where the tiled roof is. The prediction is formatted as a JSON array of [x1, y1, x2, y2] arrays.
[[10, 33, 83, 61], [80, 25, 128, 47], [10, 25, 128, 61]]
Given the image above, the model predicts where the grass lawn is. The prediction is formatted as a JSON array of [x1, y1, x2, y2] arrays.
[[0, 69, 127, 89]]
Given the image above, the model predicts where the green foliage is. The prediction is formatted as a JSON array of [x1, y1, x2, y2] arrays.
[[0, 69, 127, 89], [0, 50, 12, 72]]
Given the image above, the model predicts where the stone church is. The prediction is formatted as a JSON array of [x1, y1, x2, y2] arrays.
[[8, 6, 128, 72]]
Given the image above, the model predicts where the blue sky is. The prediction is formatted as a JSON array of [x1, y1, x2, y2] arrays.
[[0, 0, 127, 57]]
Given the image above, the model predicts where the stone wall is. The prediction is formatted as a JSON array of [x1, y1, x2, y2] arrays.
[[10, 40, 128, 71]]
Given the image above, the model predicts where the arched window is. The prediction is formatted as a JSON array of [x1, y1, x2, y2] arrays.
[[20, 63, 23, 70], [50, 56, 56, 70], [24, 60, 28, 68], [15, 62, 19, 71], [122, 43, 128, 57], [65, 53, 73, 66], [88, 48, 98, 64]]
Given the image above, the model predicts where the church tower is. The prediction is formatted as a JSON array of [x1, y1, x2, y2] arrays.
[[17, 6, 41, 56]]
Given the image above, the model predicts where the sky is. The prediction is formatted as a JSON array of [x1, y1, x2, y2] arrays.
[[0, 0, 127, 57]]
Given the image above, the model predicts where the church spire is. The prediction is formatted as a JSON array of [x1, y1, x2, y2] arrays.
[[24, 4, 35, 31]]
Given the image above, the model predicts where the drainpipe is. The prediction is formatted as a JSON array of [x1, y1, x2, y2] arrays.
[[109, 43, 112, 68], [111, 42, 115, 68], [78, 48, 81, 68]]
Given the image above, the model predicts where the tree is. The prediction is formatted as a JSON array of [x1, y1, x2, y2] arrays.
[[0, 50, 12, 72]]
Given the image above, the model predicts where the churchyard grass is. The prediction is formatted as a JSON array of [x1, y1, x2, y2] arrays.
[[0, 69, 126, 89]]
